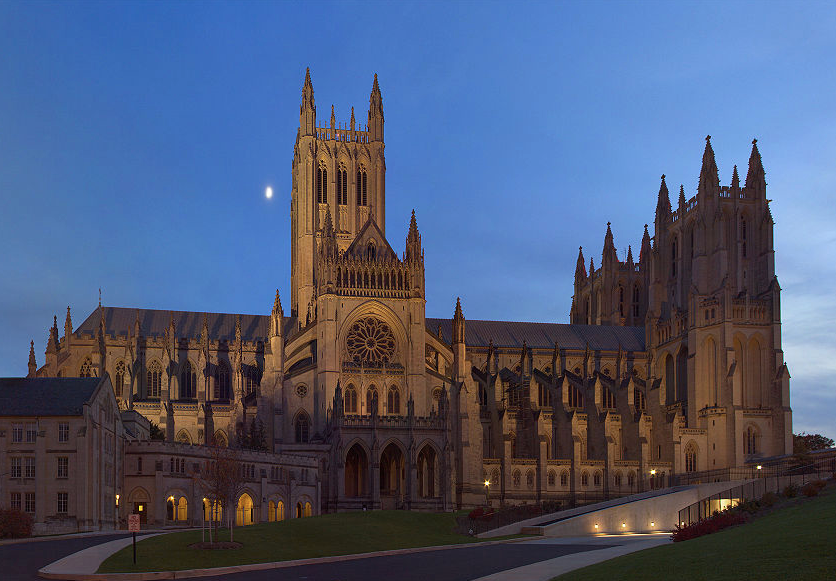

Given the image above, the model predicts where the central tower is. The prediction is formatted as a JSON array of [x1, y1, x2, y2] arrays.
[[290, 69, 387, 320]]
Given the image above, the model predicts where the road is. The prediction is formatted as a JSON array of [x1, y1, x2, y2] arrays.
[[187, 541, 615, 581], [0, 533, 133, 581]]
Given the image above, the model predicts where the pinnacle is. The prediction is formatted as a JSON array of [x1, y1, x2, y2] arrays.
[[454, 297, 464, 320]]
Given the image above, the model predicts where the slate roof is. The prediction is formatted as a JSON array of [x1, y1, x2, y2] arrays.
[[0, 377, 103, 416], [74, 307, 293, 342], [425, 318, 645, 352]]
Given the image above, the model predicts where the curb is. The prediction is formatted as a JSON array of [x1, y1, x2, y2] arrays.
[[38, 536, 532, 581]]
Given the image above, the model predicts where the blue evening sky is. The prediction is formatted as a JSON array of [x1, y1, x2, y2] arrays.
[[1, 1, 833, 437]]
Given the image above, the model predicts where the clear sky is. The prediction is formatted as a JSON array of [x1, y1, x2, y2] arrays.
[[1, 1, 833, 438]]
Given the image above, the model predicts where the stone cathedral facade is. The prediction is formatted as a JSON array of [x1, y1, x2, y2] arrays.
[[26, 70, 792, 512]]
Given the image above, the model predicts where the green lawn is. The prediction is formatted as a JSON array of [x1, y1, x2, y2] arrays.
[[554, 487, 836, 581], [99, 510, 509, 573]]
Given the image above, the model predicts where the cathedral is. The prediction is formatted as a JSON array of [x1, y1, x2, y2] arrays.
[[26, 70, 793, 512]]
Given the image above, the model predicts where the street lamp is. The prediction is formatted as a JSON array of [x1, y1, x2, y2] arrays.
[[484, 480, 491, 506]]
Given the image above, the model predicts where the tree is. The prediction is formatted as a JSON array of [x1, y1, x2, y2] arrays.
[[793, 432, 835, 454], [196, 444, 247, 544], [149, 421, 165, 441]]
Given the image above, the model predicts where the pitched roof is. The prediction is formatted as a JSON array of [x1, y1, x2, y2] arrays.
[[74, 307, 293, 342], [426, 318, 645, 352], [0, 377, 104, 416]]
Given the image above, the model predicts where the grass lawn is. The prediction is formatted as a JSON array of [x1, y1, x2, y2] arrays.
[[99, 510, 511, 573], [554, 486, 836, 581]]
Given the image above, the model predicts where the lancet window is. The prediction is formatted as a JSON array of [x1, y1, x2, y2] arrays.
[[387, 385, 400, 415], [317, 164, 327, 204], [344, 384, 358, 414], [356, 167, 367, 206], [214, 362, 230, 400], [337, 166, 348, 205], [147, 361, 162, 398], [180, 361, 196, 399]]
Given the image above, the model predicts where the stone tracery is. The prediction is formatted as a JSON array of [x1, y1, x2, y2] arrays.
[[346, 316, 395, 364]]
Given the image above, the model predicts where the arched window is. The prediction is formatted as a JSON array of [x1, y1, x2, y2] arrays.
[[548, 470, 556, 487], [671, 238, 678, 277], [618, 286, 624, 317], [741, 216, 747, 258], [344, 384, 358, 414], [614, 471, 622, 488], [295, 412, 310, 443], [317, 164, 327, 204], [685, 442, 697, 472], [526, 470, 535, 489], [593, 471, 602, 487], [478, 384, 488, 406], [603, 388, 616, 410], [79, 358, 93, 378], [387, 385, 400, 415], [512, 470, 521, 488], [632, 284, 641, 318], [744, 425, 759, 455], [634, 388, 646, 412], [147, 361, 162, 399], [214, 362, 230, 400], [337, 165, 348, 205], [538, 384, 552, 407], [432, 387, 442, 412], [180, 361, 196, 399], [560, 471, 569, 487], [366, 386, 378, 415], [114, 360, 126, 396], [366, 241, 376, 260], [356, 167, 367, 206], [581, 471, 589, 487], [569, 385, 584, 408], [245, 365, 260, 395], [628, 471, 636, 487]]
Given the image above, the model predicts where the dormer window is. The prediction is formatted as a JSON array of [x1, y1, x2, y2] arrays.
[[366, 241, 376, 260]]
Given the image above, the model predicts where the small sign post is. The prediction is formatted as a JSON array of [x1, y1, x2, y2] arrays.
[[128, 514, 140, 565]]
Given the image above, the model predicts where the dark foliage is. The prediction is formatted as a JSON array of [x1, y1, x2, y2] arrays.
[[793, 432, 834, 454], [0, 508, 33, 538], [783, 483, 798, 498], [149, 421, 165, 441], [672, 509, 748, 542]]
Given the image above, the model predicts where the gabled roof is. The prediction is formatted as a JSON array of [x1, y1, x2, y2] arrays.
[[344, 215, 398, 260], [426, 318, 645, 352], [0, 377, 105, 416], [74, 307, 294, 342]]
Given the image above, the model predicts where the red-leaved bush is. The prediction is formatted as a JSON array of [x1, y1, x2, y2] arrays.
[[671, 510, 748, 542], [0, 509, 34, 538], [468, 506, 495, 520]]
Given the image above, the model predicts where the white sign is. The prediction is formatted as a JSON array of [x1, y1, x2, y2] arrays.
[[128, 514, 140, 532]]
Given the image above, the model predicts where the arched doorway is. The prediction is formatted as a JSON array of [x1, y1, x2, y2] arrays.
[[379, 442, 405, 509], [345, 443, 369, 498], [236, 493, 255, 526], [416, 444, 438, 498]]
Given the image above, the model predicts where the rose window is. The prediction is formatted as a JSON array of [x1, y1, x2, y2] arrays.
[[346, 317, 396, 363]]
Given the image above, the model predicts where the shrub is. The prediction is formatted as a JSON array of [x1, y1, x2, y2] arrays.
[[672, 509, 748, 542], [760, 491, 779, 507], [811, 479, 827, 491], [0, 508, 34, 538], [801, 482, 820, 497], [783, 483, 798, 498], [736, 499, 761, 515]]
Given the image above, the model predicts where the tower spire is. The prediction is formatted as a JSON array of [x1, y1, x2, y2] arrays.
[[28, 340, 37, 377], [64, 306, 73, 342], [575, 246, 587, 280], [300, 67, 316, 136], [273, 289, 284, 317], [603, 222, 617, 264], [640, 224, 651, 264], [47, 315, 60, 353], [678, 184, 687, 208], [452, 297, 465, 344], [405, 209, 422, 262], [731, 164, 740, 189], [330, 104, 335, 130], [350, 106, 355, 131], [699, 135, 720, 193], [656, 174, 671, 218], [368, 73, 384, 141], [745, 138, 766, 198]]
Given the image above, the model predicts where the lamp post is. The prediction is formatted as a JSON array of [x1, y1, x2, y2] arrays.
[[115, 494, 120, 529], [484, 480, 491, 507], [649, 469, 656, 490]]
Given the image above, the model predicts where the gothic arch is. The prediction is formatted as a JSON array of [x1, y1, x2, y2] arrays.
[[684, 440, 698, 472], [212, 430, 228, 447], [176, 429, 192, 445], [293, 409, 311, 443], [416, 441, 440, 498], [344, 441, 369, 498], [342, 437, 372, 462]]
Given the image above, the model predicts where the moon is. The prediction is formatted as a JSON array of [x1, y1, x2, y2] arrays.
[[265, 186, 273, 199]]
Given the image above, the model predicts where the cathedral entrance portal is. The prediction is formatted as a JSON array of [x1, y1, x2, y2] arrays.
[[345, 444, 369, 497], [379, 442, 405, 509]]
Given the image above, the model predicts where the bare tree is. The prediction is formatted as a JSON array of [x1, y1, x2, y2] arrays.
[[197, 444, 247, 544]]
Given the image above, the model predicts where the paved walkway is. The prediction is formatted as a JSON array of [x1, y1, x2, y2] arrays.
[[472, 534, 671, 580], [35, 531, 671, 580]]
